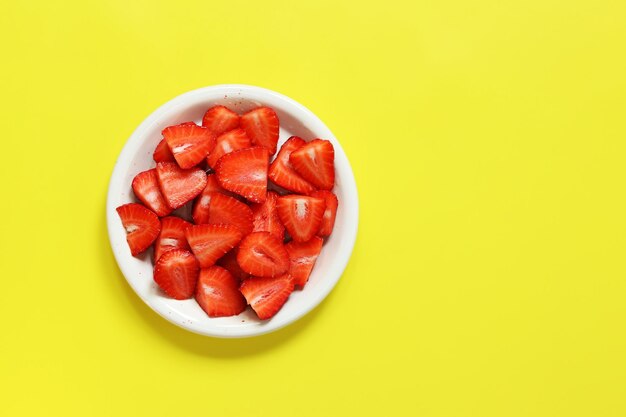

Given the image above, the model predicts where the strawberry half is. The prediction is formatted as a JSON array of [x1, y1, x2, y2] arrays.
[[268, 136, 315, 194], [289, 139, 335, 190], [192, 192, 253, 235], [310, 190, 338, 237], [185, 224, 242, 268], [237, 232, 289, 277], [276, 195, 325, 242], [132, 169, 172, 217], [155, 162, 207, 209], [217, 248, 249, 281], [240, 274, 294, 320], [116, 203, 161, 256], [207, 128, 251, 169], [250, 191, 284, 240], [285, 237, 323, 288], [202, 105, 240, 136], [162, 123, 215, 169], [153, 249, 199, 300], [153, 138, 175, 163], [154, 216, 192, 261], [195, 266, 247, 317], [215, 147, 269, 203], [240, 107, 280, 154]]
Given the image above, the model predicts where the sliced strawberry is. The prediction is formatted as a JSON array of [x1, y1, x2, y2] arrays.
[[250, 191, 284, 240], [217, 248, 249, 281], [276, 195, 325, 242], [155, 162, 207, 209], [239, 274, 294, 320], [153, 138, 175, 163], [131, 169, 172, 217], [215, 147, 269, 203], [207, 128, 252, 168], [162, 123, 215, 169], [237, 232, 289, 277], [195, 266, 247, 317], [202, 105, 240, 136], [154, 216, 192, 261], [268, 136, 316, 194], [153, 249, 199, 300], [289, 139, 335, 190], [310, 190, 338, 237], [285, 237, 323, 288], [192, 174, 240, 220], [240, 107, 280, 154], [185, 224, 242, 268], [192, 192, 253, 235], [116, 203, 161, 256]]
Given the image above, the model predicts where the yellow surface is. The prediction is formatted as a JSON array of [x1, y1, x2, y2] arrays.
[[1, 1, 625, 416]]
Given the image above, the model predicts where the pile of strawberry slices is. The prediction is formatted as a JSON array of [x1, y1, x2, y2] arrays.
[[116, 105, 338, 320]]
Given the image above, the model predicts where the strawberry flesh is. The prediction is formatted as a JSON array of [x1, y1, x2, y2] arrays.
[[240, 107, 280, 155], [155, 162, 207, 209], [202, 105, 240, 136], [116, 203, 161, 256], [192, 192, 253, 235], [217, 248, 249, 281], [154, 216, 192, 261], [132, 169, 172, 217], [153, 249, 199, 299], [289, 139, 335, 190], [310, 190, 338, 237], [153, 138, 175, 163], [277, 195, 326, 242], [285, 237, 324, 288], [162, 123, 215, 169], [216, 147, 269, 203], [195, 266, 247, 317], [269, 136, 315, 194], [207, 128, 251, 169], [237, 232, 290, 277], [250, 191, 285, 240], [240, 274, 294, 320], [185, 224, 242, 268]]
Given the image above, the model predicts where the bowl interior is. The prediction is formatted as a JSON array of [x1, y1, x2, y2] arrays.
[[107, 85, 358, 337]]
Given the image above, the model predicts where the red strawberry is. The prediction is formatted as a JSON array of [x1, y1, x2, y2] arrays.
[[215, 147, 269, 203], [240, 107, 279, 154], [162, 123, 215, 169], [195, 266, 247, 317], [310, 190, 338, 237], [154, 216, 192, 261], [289, 139, 335, 190], [155, 162, 207, 209], [217, 248, 249, 281], [116, 203, 161, 256], [132, 169, 172, 217], [250, 191, 284, 240], [202, 105, 240, 136], [153, 249, 199, 299], [207, 128, 251, 169], [285, 237, 323, 288], [153, 138, 175, 163], [192, 174, 241, 218], [239, 274, 294, 320], [276, 195, 325, 242], [237, 232, 289, 277], [268, 136, 315, 194], [192, 192, 253, 235], [185, 224, 242, 268]]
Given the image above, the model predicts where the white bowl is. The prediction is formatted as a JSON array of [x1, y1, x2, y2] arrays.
[[106, 85, 359, 338]]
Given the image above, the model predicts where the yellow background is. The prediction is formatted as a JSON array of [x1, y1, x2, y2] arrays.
[[1, 1, 625, 416]]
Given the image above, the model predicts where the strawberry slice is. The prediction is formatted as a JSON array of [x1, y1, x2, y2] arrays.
[[202, 105, 240, 136], [185, 224, 242, 268], [116, 203, 161, 256], [237, 232, 289, 277], [153, 138, 175, 163], [153, 249, 199, 299], [132, 169, 173, 217], [192, 174, 241, 218], [192, 192, 253, 235], [215, 147, 269, 203], [276, 195, 325, 242], [285, 237, 323, 288], [240, 107, 280, 154], [207, 128, 252, 169], [268, 136, 315, 194], [239, 274, 294, 320], [162, 123, 215, 169], [195, 266, 247, 317], [217, 248, 249, 281], [289, 139, 335, 190], [250, 191, 285, 240], [310, 190, 338, 237], [154, 216, 192, 261], [155, 162, 207, 209]]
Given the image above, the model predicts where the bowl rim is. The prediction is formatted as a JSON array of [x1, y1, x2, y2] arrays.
[[106, 84, 359, 338]]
